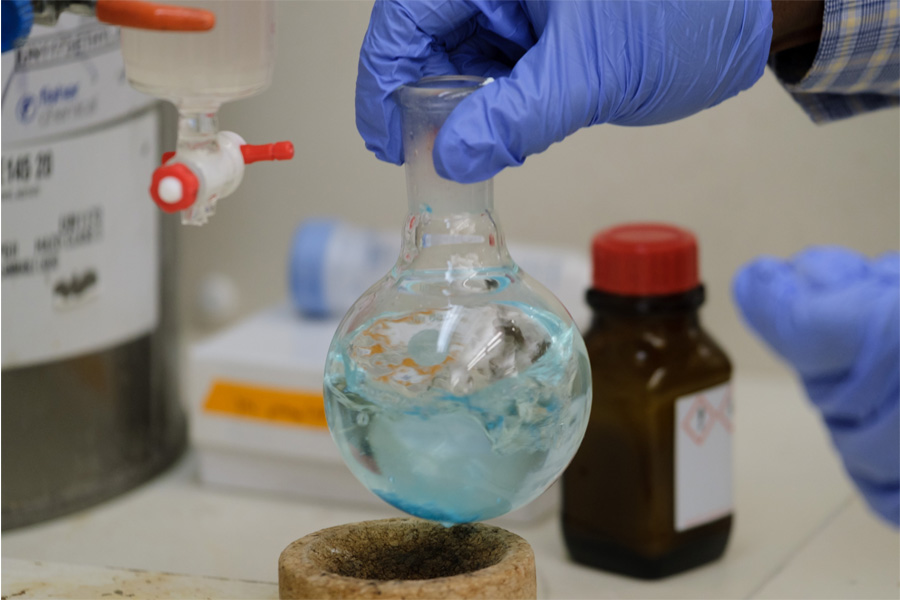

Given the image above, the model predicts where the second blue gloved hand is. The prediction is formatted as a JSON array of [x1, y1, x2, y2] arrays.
[[734, 248, 899, 525], [356, 0, 773, 182]]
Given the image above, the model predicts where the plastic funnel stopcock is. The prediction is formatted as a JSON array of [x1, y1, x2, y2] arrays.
[[150, 163, 199, 213], [96, 0, 215, 31], [151, 138, 293, 216]]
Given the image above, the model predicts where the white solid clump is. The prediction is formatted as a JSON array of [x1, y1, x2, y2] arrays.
[[158, 176, 184, 203], [350, 305, 551, 397]]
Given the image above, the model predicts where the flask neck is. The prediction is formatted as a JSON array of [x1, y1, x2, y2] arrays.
[[401, 153, 509, 271], [398, 185, 511, 273], [396, 75, 494, 218], [396, 76, 508, 273], [405, 155, 494, 215]]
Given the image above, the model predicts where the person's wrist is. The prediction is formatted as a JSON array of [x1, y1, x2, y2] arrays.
[[770, 0, 824, 54]]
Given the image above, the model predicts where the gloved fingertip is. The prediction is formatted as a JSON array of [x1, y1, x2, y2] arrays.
[[433, 149, 496, 183], [733, 256, 788, 293], [362, 140, 398, 165], [792, 246, 868, 289], [434, 72, 545, 183], [732, 256, 799, 350], [355, 97, 403, 165], [433, 144, 500, 184], [433, 115, 512, 183], [873, 251, 900, 281], [732, 265, 750, 305], [732, 267, 769, 333]]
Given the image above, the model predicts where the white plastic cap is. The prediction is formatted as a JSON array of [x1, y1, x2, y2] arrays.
[[195, 272, 241, 328], [158, 176, 184, 204]]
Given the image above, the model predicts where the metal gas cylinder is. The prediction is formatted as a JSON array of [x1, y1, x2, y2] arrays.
[[1, 14, 185, 530]]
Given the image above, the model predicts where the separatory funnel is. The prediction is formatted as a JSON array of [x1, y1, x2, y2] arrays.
[[119, 0, 293, 225]]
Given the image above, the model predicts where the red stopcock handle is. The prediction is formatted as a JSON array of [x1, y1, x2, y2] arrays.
[[160, 142, 294, 167], [95, 0, 215, 31], [241, 142, 295, 164]]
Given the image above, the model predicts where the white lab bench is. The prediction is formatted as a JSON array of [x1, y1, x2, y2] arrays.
[[3, 374, 898, 599]]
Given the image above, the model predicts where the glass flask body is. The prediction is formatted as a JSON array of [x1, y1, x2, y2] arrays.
[[323, 77, 591, 524], [563, 224, 733, 578]]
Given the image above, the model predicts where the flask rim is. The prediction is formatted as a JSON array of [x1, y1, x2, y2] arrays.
[[393, 75, 491, 109]]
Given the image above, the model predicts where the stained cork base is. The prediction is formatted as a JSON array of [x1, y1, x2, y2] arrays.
[[278, 517, 536, 599]]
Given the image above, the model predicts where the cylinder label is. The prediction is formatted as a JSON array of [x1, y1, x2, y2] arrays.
[[1, 15, 154, 144], [674, 382, 734, 531], [1, 110, 159, 368]]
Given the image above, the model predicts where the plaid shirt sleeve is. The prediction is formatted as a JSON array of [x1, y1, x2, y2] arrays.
[[770, 0, 900, 123]]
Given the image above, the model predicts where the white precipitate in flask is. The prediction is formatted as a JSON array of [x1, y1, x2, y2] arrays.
[[323, 77, 592, 524]]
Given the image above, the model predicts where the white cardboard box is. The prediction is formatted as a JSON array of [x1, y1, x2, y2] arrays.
[[187, 303, 559, 522]]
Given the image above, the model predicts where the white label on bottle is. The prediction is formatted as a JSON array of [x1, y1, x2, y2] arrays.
[[675, 382, 733, 531], [1, 110, 159, 369], [1, 14, 154, 144]]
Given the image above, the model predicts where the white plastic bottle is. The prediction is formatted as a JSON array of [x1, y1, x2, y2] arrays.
[[289, 219, 592, 331]]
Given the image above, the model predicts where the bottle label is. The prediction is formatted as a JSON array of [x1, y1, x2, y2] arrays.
[[1, 110, 159, 368], [674, 382, 733, 531], [203, 380, 328, 430]]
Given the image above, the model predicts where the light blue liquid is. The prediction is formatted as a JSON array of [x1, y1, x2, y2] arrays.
[[324, 301, 590, 523]]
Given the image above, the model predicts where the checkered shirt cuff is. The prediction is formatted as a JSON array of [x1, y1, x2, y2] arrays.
[[772, 0, 900, 122]]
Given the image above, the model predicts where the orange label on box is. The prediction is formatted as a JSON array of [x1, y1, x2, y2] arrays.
[[203, 380, 328, 430]]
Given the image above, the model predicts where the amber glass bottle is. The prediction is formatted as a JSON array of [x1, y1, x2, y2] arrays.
[[562, 223, 733, 579]]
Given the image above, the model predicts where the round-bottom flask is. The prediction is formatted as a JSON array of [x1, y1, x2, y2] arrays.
[[323, 77, 591, 524]]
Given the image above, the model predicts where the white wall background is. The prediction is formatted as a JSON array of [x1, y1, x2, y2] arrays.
[[177, 0, 900, 377]]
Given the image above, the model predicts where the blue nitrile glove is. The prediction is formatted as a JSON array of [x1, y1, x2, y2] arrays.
[[734, 248, 900, 526], [2, 0, 34, 53], [356, 0, 773, 183]]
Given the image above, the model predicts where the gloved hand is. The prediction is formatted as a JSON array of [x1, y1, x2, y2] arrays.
[[356, 0, 773, 183], [734, 248, 899, 525]]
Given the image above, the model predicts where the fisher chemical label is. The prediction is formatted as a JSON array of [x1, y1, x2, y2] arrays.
[[1, 14, 154, 143], [203, 380, 328, 430], [675, 382, 733, 531], [1, 110, 159, 368]]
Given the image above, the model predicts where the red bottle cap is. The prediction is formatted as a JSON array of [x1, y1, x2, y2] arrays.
[[591, 223, 699, 296]]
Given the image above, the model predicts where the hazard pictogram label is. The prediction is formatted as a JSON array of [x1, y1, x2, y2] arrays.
[[680, 394, 716, 445], [713, 387, 733, 433], [674, 382, 733, 531], [680, 387, 734, 444]]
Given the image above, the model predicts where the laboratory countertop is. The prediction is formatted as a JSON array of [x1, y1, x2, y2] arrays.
[[3, 374, 898, 599]]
